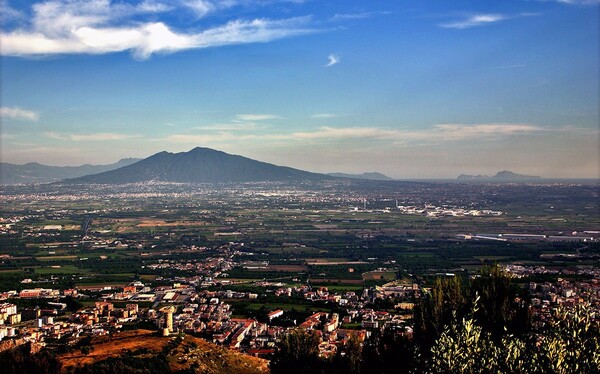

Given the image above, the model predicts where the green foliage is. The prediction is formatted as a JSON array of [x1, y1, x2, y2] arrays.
[[270, 329, 324, 374], [343, 334, 363, 374], [414, 276, 468, 350], [415, 266, 529, 351], [426, 297, 532, 373], [470, 266, 530, 338], [361, 329, 415, 374], [329, 333, 363, 374], [426, 300, 600, 374], [539, 304, 600, 373]]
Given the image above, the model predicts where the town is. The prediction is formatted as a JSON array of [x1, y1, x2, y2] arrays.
[[0, 180, 598, 371]]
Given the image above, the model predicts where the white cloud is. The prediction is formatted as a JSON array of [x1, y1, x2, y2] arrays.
[[196, 122, 268, 131], [311, 113, 339, 118], [137, 1, 173, 13], [0, 133, 17, 140], [0, 106, 39, 121], [162, 123, 548, 146], [45, 132, 133, 141], [0, 1, 316, 59], [325, 54, 339, 67], [440, 14, 507, 29], [180, 0, 316, 18], [288, 126, 394, 140], [165, 133, 234, 143], [486, 64, 527, 70], [0, 0, 24, 22], [554, 0, 600, 4], [235, 114, 281, 121], [331, 11, 390, 21], [431, 124, 542, 140], [182, 0, 217, 18], [440, 12, 540, 29], [287, 124, 544, 142]]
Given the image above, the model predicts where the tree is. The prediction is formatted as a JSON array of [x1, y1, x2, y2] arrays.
[[426, 299, 600, 374], [427, 297, 534, 374], [330, 333, 363, 374], [539, 303, 600, 373], [415, 266, 529, 351], [270, 329, 323, 374], [0, 344, 62, 374], [361, 328, 415, 374], [414, 276, 468, 350], [470, 266, 530, 339]]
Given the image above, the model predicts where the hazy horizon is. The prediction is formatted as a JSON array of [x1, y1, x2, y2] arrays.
[[3, 146, 600, 180], [1, 0, 599, 179]]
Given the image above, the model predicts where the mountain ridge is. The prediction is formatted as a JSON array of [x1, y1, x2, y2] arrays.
[[0, 158, 141, 185]]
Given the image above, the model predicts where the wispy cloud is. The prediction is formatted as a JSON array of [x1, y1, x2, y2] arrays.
[[192, 114, 279, 131], [311, 113, 339, 119], [440, 14, 507, 29], [45, 132, 133, 141], [440, 12, 539, 29], [235, 114, 281, 121], [1, 106, 39, 121], [0, 0, 25, 22], [182, 0, 217, 18], [431, 124, 542, 140], [0, 133, 17, 140], [165, 133, 233, 144], [331, 11, 390, 21], [0, 0, 317, 59], [137, 0, 174, 13], [325, 54, 340, 67], [163, 123, 548, 145], [182, 0, 312, 18], [287, 126, 396, 140], [284, 124, 543, 142], [486, 64, 527, 70], [195, 122, 269, 131], [553, 0, 600, 5]]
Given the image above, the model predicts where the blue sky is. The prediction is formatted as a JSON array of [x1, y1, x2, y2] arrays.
[[1, 0, 598, 178]]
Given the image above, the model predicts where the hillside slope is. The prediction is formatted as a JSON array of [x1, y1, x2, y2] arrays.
[[58, 330, 268, 374]]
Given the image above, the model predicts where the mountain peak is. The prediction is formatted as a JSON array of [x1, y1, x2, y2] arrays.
[[327, 172, 393, 181], [66, 147, 328, 184], [458, 170, 542, 181], [189, 146, 214, 152]]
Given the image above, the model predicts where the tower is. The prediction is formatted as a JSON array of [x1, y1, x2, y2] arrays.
[[160, 306, 175, 333]]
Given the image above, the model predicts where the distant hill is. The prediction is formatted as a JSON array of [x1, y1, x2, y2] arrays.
[[327, 172, 393, 181], [0, 158, 141, 185], [67, 147, 327, 184], [458, 170, 542, 181]]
